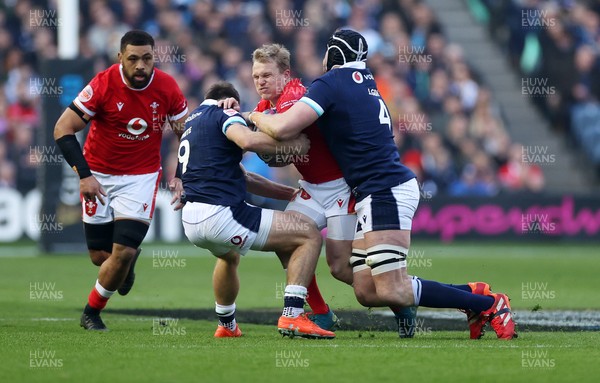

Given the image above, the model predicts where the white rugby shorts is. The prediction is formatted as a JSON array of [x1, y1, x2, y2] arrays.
[[81, 170, 161, 224], [285, 177, 356, 240], [354, 178, 420, 240], [182, 201, 274, 256]]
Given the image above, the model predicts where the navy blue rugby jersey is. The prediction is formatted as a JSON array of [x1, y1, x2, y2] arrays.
[[299, 62, 415, 201], [179, 99, 247, 206]]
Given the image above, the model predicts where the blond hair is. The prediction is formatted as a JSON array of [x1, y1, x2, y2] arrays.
[[252, 44, 291, 72]]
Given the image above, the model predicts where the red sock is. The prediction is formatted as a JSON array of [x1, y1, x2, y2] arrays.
[[306, 275, 328, 314], [88, 288, 109, 310]]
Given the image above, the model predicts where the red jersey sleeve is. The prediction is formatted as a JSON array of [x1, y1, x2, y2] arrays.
[[254, 99, 273, 113], [276, 79, 306, 113], [167, 77, 188, 121], [73, 70, 109, 118]]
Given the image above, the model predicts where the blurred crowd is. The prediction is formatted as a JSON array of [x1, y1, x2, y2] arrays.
[[0, 0, 547, 197], [481, 0, 600, 171]]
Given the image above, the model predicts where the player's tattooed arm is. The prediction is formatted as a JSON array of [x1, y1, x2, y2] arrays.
[[241, 165, 297, 201], [249, 101, 318, 140]]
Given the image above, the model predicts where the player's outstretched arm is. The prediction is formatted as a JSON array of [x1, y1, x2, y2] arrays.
[[249, 102, 318, 141], [225, 123, 310, 154], [240, 165, 297, 201], [54, 107, 107, 205]]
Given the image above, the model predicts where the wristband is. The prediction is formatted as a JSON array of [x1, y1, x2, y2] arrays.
[[55, 135, 92, 179]]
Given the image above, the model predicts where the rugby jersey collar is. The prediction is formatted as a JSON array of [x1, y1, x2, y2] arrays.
[[200, 99, 219, 106], [119, 64, 155, 91], [339, 62, 366, 69]]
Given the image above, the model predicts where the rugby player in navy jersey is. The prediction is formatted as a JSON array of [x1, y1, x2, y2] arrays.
[[250, 30, 516, 340], [178, 81, 335, 339]]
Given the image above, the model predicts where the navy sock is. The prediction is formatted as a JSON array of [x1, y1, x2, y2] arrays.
[[218, 313, 236, 329], [283, 295, 305, 317], [443, 283, 471, 292], [419, 279, 494, 313]]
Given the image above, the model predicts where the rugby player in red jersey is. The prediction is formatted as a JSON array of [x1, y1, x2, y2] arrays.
[[248, 44, 348, 331], [54, 30, 188, 330]]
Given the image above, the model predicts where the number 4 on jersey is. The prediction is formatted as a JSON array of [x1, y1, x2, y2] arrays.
[[378, 99, 391, 131]]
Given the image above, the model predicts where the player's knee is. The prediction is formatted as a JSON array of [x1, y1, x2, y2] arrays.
[[353, 286, 376, 307], [292, 224, 322, 249], [327, 258, 352, 284], [111, 244, 138, 265], [219, 251, 240, 266], [88, 250, 109, 266]]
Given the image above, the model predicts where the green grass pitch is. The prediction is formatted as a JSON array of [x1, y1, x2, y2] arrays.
[[1, 242, 599, 382]]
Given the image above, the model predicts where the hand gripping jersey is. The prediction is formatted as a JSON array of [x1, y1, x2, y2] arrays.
[[254, 78, 343, 184], [299, 63, 415, 201], [179, 100, 249, 206], [74, 64, 188, 175]]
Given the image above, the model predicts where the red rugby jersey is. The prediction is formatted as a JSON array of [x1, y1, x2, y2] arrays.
[[74, 64, 188, 175], [254, 78, 343, 184]]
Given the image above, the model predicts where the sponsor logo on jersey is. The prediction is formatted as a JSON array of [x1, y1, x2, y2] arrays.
[[78, 85, 93, 102], [126, 117, 148, 135], [185, 112, 202, 123], [352, 71, 364, 84], [337, 198, 344, 207], [116, 102, 124, 111], [85, 200, 97, 216], [223, 108, 238, 117], [368, 88, 380, 97]]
